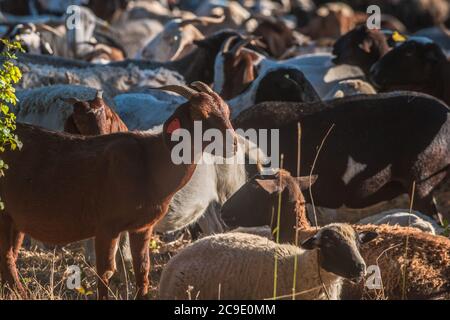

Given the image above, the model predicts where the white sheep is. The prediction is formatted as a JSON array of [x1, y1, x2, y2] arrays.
[[306, 204, 444, 235], [113, 91, 185, 130], [15, 84, 117, 131], [16, 63, 184, 97], [357, 209, 443, 235], [159, 223, 377, 300]]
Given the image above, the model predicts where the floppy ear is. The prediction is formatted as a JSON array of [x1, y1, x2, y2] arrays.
[[300, 235, 320, 250], [359, 231, 378, 244], [358, 37, 373, 53], [295, 175, 318, 191], [255, 178, 283, 194]]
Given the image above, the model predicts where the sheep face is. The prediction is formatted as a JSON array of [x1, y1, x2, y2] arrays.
[[221, 170, 316, 241], [370, 41, 447, 90], [254, 68, 321, 104], [301, 224, 378, 281]]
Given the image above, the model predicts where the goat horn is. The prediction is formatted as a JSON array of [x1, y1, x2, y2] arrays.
[[190, 81, 214, 94], [180, 15, 225, 27], [230, 38, 252, 57], [151, 85, 198, 99], [96, 90, 103, 99], [221, 35, 239, 53], [26, 23, 37, 33], [35, 24, 64, 37]]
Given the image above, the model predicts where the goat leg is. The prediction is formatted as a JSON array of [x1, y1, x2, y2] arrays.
[[95, 232, 120, 300], [0, 214, 25, 298], [12, 230, 24, 262], [129, 227, 152, 300]]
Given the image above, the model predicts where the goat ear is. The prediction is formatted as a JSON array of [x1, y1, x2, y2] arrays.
[[295, 175, 318, 191], [358, 37, 373, 53], [300, 235, 319, 250], [255, 179, 283, 194], [359, 231, 378, 244]]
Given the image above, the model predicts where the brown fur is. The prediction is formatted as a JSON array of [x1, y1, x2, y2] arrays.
[[300, 3, 360, 40], [251, 18, 295, 59], [0, 84, 236, 299], [332, 25, 391, 75], [340, 224, 450, 300], [220, 47, 260, 100], [64, 93, 128, 135]]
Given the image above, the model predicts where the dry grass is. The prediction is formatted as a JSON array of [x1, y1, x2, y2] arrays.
[[0, 233, 191, 300]]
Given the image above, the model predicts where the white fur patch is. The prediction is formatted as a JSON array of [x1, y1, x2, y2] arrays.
[[341, 156, 367, 185]]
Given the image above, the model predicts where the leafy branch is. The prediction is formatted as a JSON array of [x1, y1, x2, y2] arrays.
[[0, 39, 24, 209]]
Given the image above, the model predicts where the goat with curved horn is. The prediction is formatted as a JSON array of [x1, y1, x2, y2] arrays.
[[221, 35, 240, 54], [151, 84, 199, 99], [191, 81, 214, 94], [180, 15, 226, 27]]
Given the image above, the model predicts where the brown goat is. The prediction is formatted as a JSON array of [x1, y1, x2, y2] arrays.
[[64, 90, 128, 135], [217, 36, 262, 100], [332, 25, 392, 75], [0, 82, 237, 299], [300, 3, 366, 40], [251, 16, 295, 59]]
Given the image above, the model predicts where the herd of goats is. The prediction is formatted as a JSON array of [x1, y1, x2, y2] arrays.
[[0, 0, 449, 300]]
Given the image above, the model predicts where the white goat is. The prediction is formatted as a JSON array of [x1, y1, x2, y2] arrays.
[[137, 15, 225, 62]]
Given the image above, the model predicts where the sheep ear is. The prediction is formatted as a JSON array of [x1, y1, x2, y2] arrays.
[[295, 175, 318, 191], [255, 179, 282, 194], [300, 235, 319, 250], [359, 231, 378, 244]]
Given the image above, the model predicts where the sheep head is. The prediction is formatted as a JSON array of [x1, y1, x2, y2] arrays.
[[370, 40, 447, 91], [254, 68, 321, 104], [301, 223, 378, 281], [156, 82, 237, 159]]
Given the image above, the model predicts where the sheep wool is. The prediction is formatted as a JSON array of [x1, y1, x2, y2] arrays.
[[341, 224, 450, 300], [159, 232, 342, 300]]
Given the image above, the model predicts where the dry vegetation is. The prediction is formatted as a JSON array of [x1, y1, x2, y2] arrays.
[[0, 233, 191, 300]]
